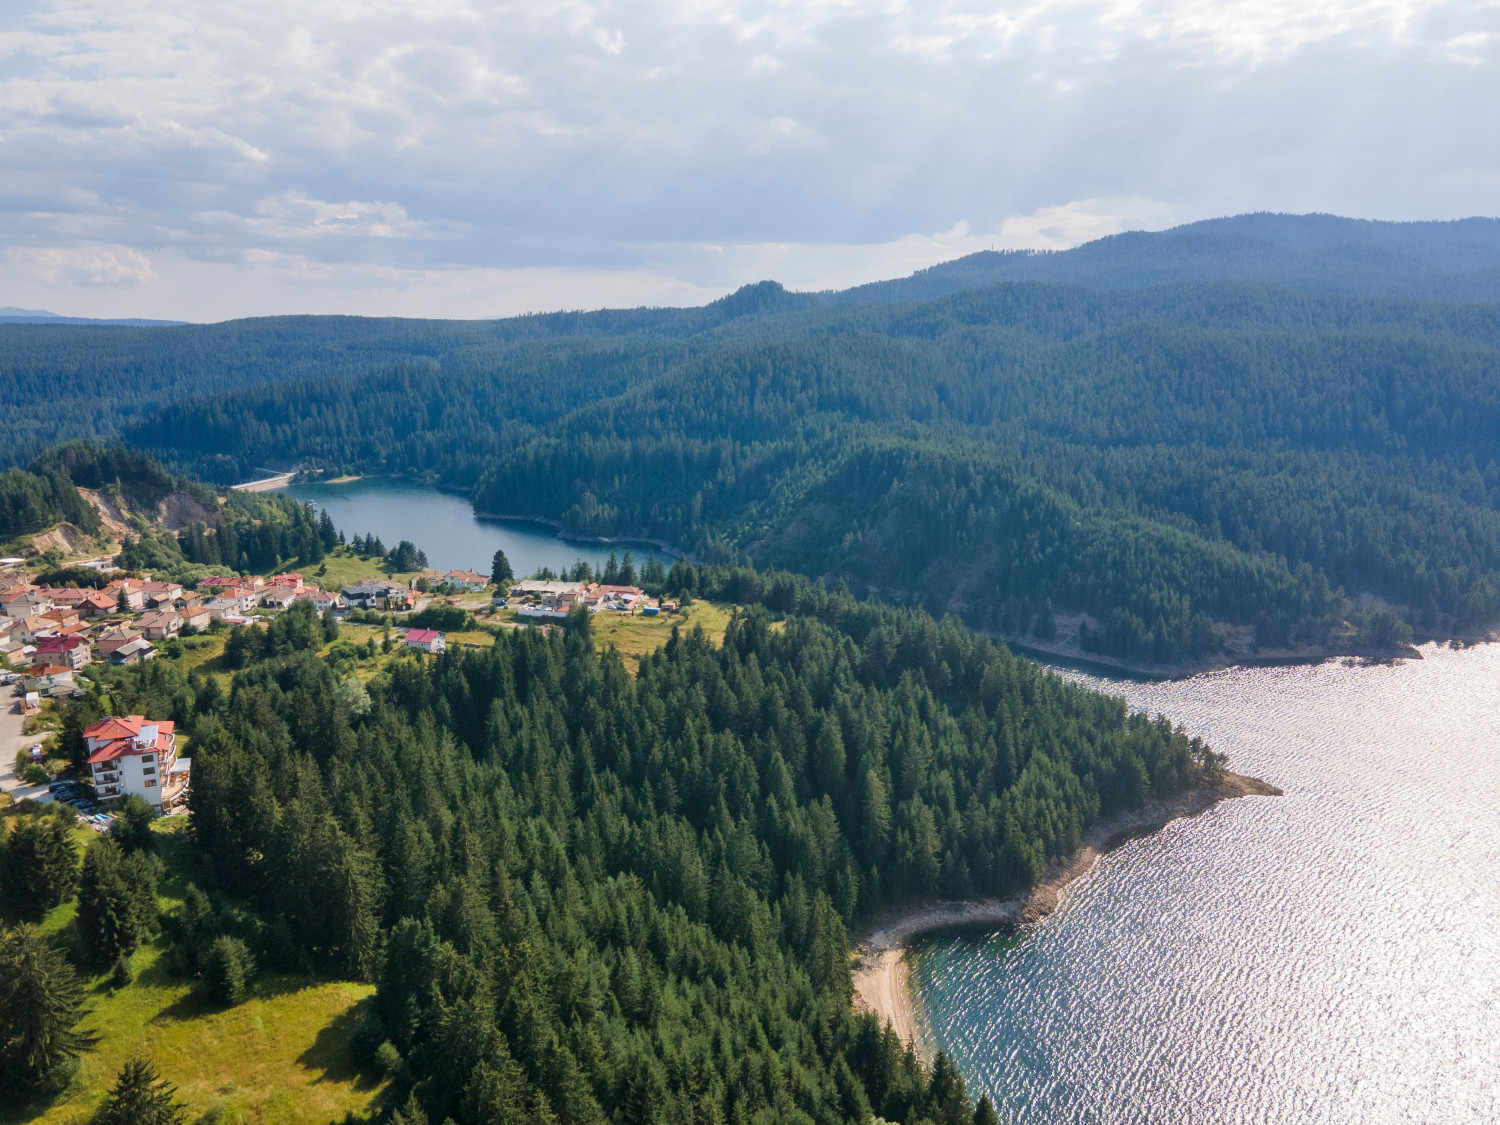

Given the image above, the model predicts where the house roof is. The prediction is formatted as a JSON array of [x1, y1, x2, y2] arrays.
[[514, 580, 583, 594], [446, 569, 487, 583], [34, 634, 85, 651], [138, 610, 180, 627], [405, 628, 443, 643], [86, 715, 147, 740], [85, 715, 175, 763]]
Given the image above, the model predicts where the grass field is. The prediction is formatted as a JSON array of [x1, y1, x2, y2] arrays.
[[1, 819, 388, 1125], [289, 549, 422, 594], [590, 601, 735, 672]]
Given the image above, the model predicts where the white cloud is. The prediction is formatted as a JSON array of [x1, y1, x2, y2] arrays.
[[5, 244, 156, 287], [0, 0, 1496, 318]]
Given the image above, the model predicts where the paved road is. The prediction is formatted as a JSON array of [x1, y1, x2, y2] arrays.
[[1, 686, 54, 803]]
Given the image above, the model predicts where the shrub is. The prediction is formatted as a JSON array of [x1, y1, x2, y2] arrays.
[[374, 1040, 403, 1078], [111, 953, 135, 991]]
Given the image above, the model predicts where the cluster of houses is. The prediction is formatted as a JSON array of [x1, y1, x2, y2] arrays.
[[508, 580, 660, 620], [1, 556, 672, 698], [0, 567, 343, 695], [0, 558, 509, 691]]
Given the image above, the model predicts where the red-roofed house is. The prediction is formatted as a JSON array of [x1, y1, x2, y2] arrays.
[[33, 634, 90, 669], [46, 588, 97, 608], [78, 591, 119, 618], [443, 569, 489, 591], [268, 572, 304, 590], [137, 610, 182, 640], [403, 628, 446, 654], [102, 580, 145, 612], [85, 715, 180, 810]]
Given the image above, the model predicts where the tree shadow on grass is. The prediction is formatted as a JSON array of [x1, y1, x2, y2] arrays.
[[296, 996, 382, 1092], [151, 968, 318, 1024]]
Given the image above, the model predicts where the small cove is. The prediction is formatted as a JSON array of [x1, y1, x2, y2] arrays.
[[286, 478, 670, 577]]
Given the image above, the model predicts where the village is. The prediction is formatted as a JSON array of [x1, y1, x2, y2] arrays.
[[0, 554, 673, 829]]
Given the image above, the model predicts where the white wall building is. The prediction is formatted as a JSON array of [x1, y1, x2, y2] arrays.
[[85, 715, 182, 811]]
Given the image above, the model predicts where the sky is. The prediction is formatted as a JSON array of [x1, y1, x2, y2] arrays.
[[1, 0, 1497, 321]]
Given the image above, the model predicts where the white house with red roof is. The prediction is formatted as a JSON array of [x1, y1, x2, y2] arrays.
[[85, 715, 180, 810], [403, 627, 446, 654], [443, 569, 489, 591]]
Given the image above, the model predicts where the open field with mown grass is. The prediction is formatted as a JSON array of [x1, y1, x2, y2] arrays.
[[289, 548, 421, 593], [1, 820, 387, 1125], [590, 601, 735, 671]]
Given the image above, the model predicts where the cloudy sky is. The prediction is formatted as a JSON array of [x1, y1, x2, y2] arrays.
[[1, 0, 1497, 320]]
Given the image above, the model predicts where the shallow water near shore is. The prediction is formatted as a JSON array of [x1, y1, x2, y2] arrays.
[[911, 642, 1500, 1124]]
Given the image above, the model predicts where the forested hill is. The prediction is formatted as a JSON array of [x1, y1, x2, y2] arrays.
[[5, 212, 1500, 469], [126, 278, 1500, 663], [19, 566, 1219, 1124], [840, 214, 1500, 305], [6, 213, 1500, 662]]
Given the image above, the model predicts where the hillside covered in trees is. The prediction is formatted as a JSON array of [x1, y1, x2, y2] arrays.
[[129, 279, 1500, 662], [4, 215, 1500, 661], [4, 570, 1223, 1124]]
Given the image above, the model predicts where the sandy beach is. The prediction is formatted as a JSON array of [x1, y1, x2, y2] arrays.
[[849, 770, 1282, 1057]]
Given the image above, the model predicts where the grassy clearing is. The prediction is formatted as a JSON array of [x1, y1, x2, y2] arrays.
[[291, 549, 421, 594], [591, 601, 735, 672], [173, 632, 226, 675], [444, 629, 497, 648], [3, 821, 387, 1125]]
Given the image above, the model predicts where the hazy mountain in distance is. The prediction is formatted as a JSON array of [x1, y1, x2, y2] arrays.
[[831, 213, 1500, 304], [0, 305, 186, 326]]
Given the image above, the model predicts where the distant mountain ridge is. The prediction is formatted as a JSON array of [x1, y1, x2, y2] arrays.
[[832, 213, 1500, 304], [0, 305, 186, 327]]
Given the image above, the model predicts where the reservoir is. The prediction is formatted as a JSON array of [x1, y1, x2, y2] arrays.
[[287, 478, 670, 577], [912, 643, 1500, 1124]]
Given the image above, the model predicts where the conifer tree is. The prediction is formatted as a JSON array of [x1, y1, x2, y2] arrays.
[[76, 838, 158, 966], [203, 936, 255, 1006], [0, 924, 91, 1093], [110, 795, 156, 854], [94, 1055, 186, 1125], [491, 548, 513, 585], [0, 807, 79, 916]]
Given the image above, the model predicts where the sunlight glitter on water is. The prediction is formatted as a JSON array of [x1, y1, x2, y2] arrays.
[[912, 643, 1500, 1124]]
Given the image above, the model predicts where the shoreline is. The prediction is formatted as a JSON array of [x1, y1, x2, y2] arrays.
[[473, 510, 686, 559], [849, 769, 1282, 1058], [998, 634, 1449, 681]]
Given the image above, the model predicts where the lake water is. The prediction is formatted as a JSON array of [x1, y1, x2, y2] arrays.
[[286, 478, 670, 577], [912, 643, 1500, 1124]]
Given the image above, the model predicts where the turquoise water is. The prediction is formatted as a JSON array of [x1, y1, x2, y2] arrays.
[[286, 478, 669, 577], [912, 643, 1500, 1124]]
